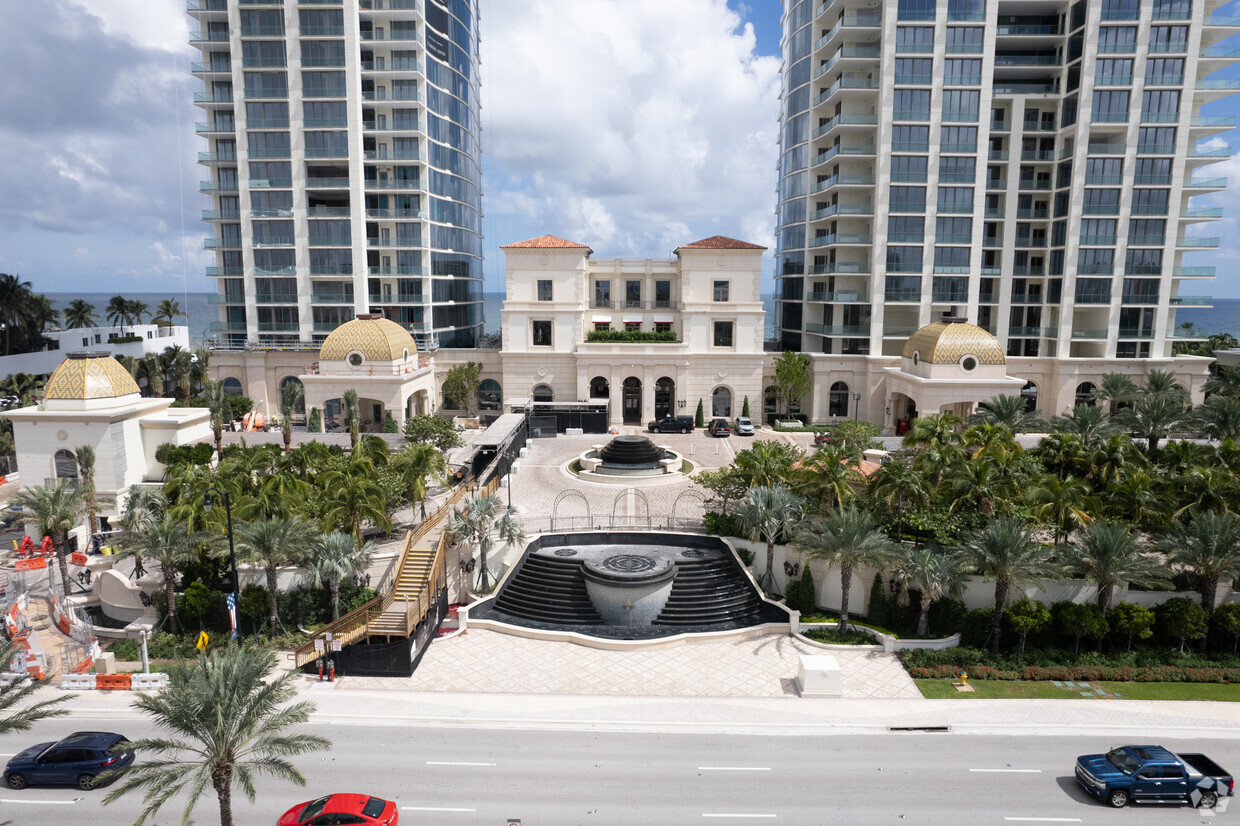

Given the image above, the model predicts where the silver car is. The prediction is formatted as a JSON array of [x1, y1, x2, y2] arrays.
[[733, 416, 755, 436]]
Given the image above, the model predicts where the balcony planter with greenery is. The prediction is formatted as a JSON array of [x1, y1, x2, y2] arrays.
[[584, 330, 680, 344]]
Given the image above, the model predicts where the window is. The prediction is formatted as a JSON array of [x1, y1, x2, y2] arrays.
[[1146, 57, 1184, 82], [1134, 158, 1172, 181], [1098, 26, 1137, 51], [939, 156, 975, 182], [898, 0, 936, 20], [890, 185, 926, 212], [1150, 25, 1188, 50], [896, 26, 936, 50], [891, 125, 930, 150], [654, 321, 673, 333], [1125, 248, 1163, 275], [936, 216, 971, 242], [894, 89, 931, 119], [532, 384, 553, 403], [712, 386, 733, 417], [1141, 90, 1180, 121], [1132, 188, 1169, 214], [54, 450, 78, 482], [593, 280, 611, 308], [891, 155, 928, 182], [945, 27, 984, 52], [594, 322, 610, 332], [944, 58, 981, 83], [713, 280, 730, 302], [532, 320, 551, 346], [934, 247, 970, 269], [654, 280, 672, 308], [1074, 277, 1112, 302], [941, 125, 978, 150], [1092, 90, 1130, 120], [895, 58, 933, 82], [1095, 58, 1133, 83], [625, 280, 641, 308], [1080, 218, 1117, 243], [1078, 248, 1114, 273], [889, 215, 925, 242], [537, 279, 552, 301], [1075, 382, 1096, 406], [1129, 218, 1166, 243], [886, 246, 923, 272], [625, 321, 641, 332], [828, 382, 850, 417], [943, 90, 980, 120], [478, 379, 502, 411], [937, 186, 974, 212], [243, 72, 288, 99], [713, 321, 734, 347]]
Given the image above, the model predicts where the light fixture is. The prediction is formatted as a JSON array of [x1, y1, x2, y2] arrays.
[[783, 561, 800, 578]]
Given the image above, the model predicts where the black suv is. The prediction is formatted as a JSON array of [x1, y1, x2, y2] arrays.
[[708, 418, 731, 437], [5, 731, 133, 791], [649, 415, 694, 434]]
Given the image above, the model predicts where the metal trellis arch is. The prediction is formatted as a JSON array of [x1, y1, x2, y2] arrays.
[[669, 488, 708, 529], [610, 487, 652, 530], [551, 489, 592, 532]]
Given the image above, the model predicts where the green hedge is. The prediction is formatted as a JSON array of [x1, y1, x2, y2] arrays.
[[584, 329, 679, 344], [899, 646, 1240, 675], [909, 663, 1240, 683]]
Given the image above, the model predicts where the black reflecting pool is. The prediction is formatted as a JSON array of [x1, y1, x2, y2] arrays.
[[469, 533, 788, 639]]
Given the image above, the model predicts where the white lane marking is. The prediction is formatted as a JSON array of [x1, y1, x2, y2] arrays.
[[971, 768, 1043, 773], [703, 815, 777, 819], [1003, 819, 1082, 823], [402, 806, 477, 812], [425, 761, 496, 766], [699, 766, 772, 772], [0, 799, 80, 805]]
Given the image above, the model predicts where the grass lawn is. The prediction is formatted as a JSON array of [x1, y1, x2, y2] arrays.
[[915, 679, 1240, 701]]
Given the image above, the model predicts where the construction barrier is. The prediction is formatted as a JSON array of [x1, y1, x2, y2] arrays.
[[69, 552, 88, 566], [0, 672, 28, 687], [60, 673, 96, 690], [129, 673, 169, 690], [14, 557, 46, 571], [95, 673, 132, 690]]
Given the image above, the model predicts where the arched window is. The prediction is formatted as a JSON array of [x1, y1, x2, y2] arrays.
[[711, 386, 732, 418], [764, 385, 777, 415], [532, 384, 554, 403], [54, 449, 78, 483], [1020, 380, 1038, 413], [589, 376, 609, 398], [478, 379, 502, 411], [1075, 382, 1096, 407], [278, 376, 305, 415], [828, 381, 850, 418], [222, 377, 243, 396]]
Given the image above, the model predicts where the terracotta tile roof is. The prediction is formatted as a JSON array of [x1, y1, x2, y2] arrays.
[[501, 235, 592, 250], [676, 235, 767, 251]]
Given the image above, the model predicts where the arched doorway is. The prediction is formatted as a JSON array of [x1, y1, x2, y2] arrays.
[[278, 376, 305, 417], [828, 381, 850, 418], [711, 386, 732, 418], [532, 384, 554, 403], [622, 377, 642, 424], [478, 379, 502, 411], [891, 393, 918, 435], [1020, 380, 1038, 412], [1075, 382, 1096, 407], [654, 376, 675, 420], [589, 376, 609, 399]]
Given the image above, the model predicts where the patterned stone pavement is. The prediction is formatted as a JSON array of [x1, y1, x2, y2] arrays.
[[335, 630, 922, 700]]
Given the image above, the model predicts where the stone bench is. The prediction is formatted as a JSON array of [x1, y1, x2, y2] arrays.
[[797, 654, 842, 698]]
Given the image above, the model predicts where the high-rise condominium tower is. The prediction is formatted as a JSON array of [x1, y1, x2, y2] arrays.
[[775, 0, 1235, 366], [190, 0, 483, 350]]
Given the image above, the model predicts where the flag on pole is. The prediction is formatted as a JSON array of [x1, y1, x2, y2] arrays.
[[226, 591, 238, 640]]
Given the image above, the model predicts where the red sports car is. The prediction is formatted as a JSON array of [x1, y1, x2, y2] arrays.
[[277, 794, 399, 826]]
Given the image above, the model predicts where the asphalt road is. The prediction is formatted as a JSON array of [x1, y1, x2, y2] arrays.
[[2, 717, 1238, 826]]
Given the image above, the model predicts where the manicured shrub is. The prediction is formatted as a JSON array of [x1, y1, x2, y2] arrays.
[[695, 399, 705, 428], [866, 572, 890, 628], [928, 598, 968, 637], [238, 583, 269, 635], [1157, 597, 1209, 652], [1053, 601, 1108, 654], [1108, 602, 1156, 651], [1006, 597, 1051, 656], [704, 511, 744, 538], [383, 411, 398, 433], [741, 396, 751, 418], [796, 565, 817, 615], [1213, 603, 1240, 654], [308, 406, 321, 432], [961, 607, 996, 650]]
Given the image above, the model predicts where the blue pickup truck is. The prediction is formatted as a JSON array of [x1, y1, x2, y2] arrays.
[[1075, 745, 1234, 809]]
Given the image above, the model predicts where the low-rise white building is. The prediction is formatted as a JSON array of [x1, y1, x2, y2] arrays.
[[0, 324, 189, 382]]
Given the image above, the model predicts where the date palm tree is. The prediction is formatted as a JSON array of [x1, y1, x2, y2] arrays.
[[390, 442, 446, 516], [970, 394, 1044, 433], [1069, 519, 1167, 611], [0, 638, 73, 736], [1118, 393, 1189, 455], [105, 295, 130, 337], [0, 273, 34, 355], [135, 354, 163, 397], [1026, 474, 1094, 547], [889, 545, 967, 636], [1142, 368, 1189, 404], [445, 492, 525, 594], [0, 372, 40, 407], [304, 532, 375, 620], [793, 505, 894, 632], [946, 454, 1019, 518], [1048, 403, 1116, 444], [230, 516, 317, 637], [1035, 432, 1086, 481], [1104, 470, 1162, 528], [1204, 364, 1240, 399], [734, 439, 800, 488], [161, 345, 194, 403], [867, 457, 931, 544], [343, 388, 361, 450], [903, 411, 964, 451], [1160, 510, 1240, 613], [202, 379, 229, 457], [1089, 373, 1139, 417], [101, 645, 330, 826], [735, 484, 803, 595], [126, 298, 149, 327], [1196, 395, 1240, 442], [279, 379, 303, 454], [62, 298, 98, 330], [118, 516, 201, 634], [317, 467, 390, 549], [961, 517, 1064, 653], [151, 298, 185, 327], [11, 479, 87, 597], [75, 445, 100, 538], [791, 443, 861, 513]]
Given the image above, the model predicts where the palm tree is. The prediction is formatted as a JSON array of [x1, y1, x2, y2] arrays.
[[134, 354, 163, 397], [735, 485, 803, 595], [11, 479, 87, 597], [734, 440, 800, 488], [889, 545, 967, 635], [0, 420, 13, 475], [280, 379, 303, 454], [945, 454, 1019, 518], [27, 294, 60, 333], [867, 458, 931, 543], [118, 516, 200, 634], [444, 492, 525, 594], [202, 379, 229, 456], [903, 411, 964, 450], [75, 444, 100, 538], [1069, 519, 1168, 611], [190, 346, 212, 396], [231, 516, 317, 637], [101, 645, 330, 826], [63, 298, 98, 330], [126, 299, 149, 327], [0, 273, 34, 355], [1204, 364, 1240, 399], [0, 638, 73, 736], [1104, 470, 1162, 528], [1118, 393, 1189, 454], [390, 442, 446, 516], [1142, 368, 1189, 404], [791, 443, 861, 513], [151, 298, 185, 327], [1160, 510, 1240, 612], [961, 517, 1064, 653], [318, 467, 391, 548], [1090, 373, 1139, 416], [0, 372, 40, 407], [1048, 404, 1116, 443], [1086, 432, 1145, 489], [343, 388, 361, 449], [237, 471, 310, 522], [793, 505, 894, 631], [1196, 395, 1240, 441], [161, 345, 193, 403], [105, 295, 130, 337], [1026, 474, 1094, 547], [970, 394, 1043, 433], [305, 532, 375, 620], [962, 421, 1020, 460], [120, 484, 165, 535]]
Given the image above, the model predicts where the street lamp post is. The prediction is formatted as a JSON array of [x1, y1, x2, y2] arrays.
[[852, 392, 861, 422], [203, 488, 242, 643]]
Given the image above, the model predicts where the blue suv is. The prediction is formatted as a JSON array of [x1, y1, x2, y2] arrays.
[[5, 731, 133, 791]]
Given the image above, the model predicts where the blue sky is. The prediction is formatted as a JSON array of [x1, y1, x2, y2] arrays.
[[1, 0, 1239, 299]]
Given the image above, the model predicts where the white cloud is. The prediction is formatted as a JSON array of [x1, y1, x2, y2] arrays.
[[66, 0, 189, 54], [480, 0, 781, 277]]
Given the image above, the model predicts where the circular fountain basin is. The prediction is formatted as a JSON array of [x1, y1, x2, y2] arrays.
[[573, 434, 687, 485], [581, 553, 678, 626]]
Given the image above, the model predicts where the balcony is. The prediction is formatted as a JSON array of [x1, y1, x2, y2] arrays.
[[1121, 293, 1160, 305], [1170, 327, 1209, 339], [311, 294, 355, 304], [367, 293, 426, 304], [1094, 74, 1133, 86], [808, 203, 873, 219], [1078, 264, 1114, 275], [1021, 150, 1056, 161], [249, 178, 294, 188], [931, 290, 969, 301], [304, 147, 349, 158], [1187, 177, 1227, 188], [810, 173, 875, 192], [1174, 267, 1215, 277], [199, 181, 239, 192], [238, 26, 285, 36], [1193, 147, 1231, 158], [884, 289, 922, 302], [202, 237, 240, 250], [207, 294, 243, 305], [942, 142, 979, 153], [1097, 42, 1137, 54], [1132, 175, 1172, 185], [364, 150, 423, 161], [300, 26, 345, 36], [890, 171, 928, 183], [241, 58, 286, 68], [1091, 112, 1129, 124], [942, 110, 980, 123], [894, 74, 933, 85], [209, 321, 248, 332], [307, 206, 351, 217], [891, 141, 930, 152], [1017, 208, 1049, 219], [1178, 237, 1220, 248], [1127, 235, 1166, 246], [201, 210, 241, 220], [812, 75, 881, 103], [1011, 289, 1045, 300], [1008, 326, 1047, 337], [309, 265, 353, 275], [248, 148, 291, 159], [1169, 295, 1213, 305], [1011, 268, 1045, 278], [944, 74, 983, 86], [806, 291, 868, 303], [1140, 112, 1180, 124], [1015, 237, 1048, 248], [809, 232, 873, 247], [195, 122, 235, 134], [888, 201, 926, 213], [367, 265, 428, 276], [805, 323, 871, 336], [257, 322, 299, 332], [1183, 208, 1224, 219], [1073, 293, 1112, 305], [1117, 328, 1156, 339], [253, 294, 298, 305], [994, 83, 1060, 95], [303, 177, 350, 188], [892, 110, 931, 122], [205, 266, 243, 276], [197, 153, 237, 163], [251, 236, 295, 247], [995, 55, 1061, 66], [1148, 41, 1189, 54], [1082, 204, 1121, 215], [1192, 116, 1236, 128], [1018, 180, 1052, 191], [934, 233, 971, 244], [1071, 328, 1110, 339], [359, 30, 422, 42], [366, 208, 427, 219], [808, 262, 869, 275], [936, 203, 974, 214], [308, 235, 353, 247], [362, 90, 423, 103], [1145, 74, 1184, 86]]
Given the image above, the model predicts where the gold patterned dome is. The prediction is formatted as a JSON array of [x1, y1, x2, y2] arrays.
[[319, 314, 417, 362], [901, 318, 1006, 366], [44, 352, 141, 400]]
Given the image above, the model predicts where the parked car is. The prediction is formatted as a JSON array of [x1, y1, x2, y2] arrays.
[[733, 416, 755, 436], [278, 793, 399, 826], [4, 731, 133, 791], [708, 418, 731, 437], [1075, 745, 1234, 808], [649, 415, 694, 434]]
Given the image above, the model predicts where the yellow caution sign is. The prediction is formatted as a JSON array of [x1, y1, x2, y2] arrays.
[[196, 631, 209, 651]]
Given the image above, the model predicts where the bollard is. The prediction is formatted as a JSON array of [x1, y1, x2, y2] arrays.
[[328, 661, 335, 682]]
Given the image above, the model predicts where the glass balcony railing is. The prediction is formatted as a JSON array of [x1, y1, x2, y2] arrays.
[[1169, 295, 1212, 305], [311, 294, 355, 304], [1073, 294, 1111, 305], [367, 293, 426, 304], [884, 290, 922, 302]]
